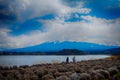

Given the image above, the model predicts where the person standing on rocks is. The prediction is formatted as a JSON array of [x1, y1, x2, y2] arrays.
[[66, 57, 69, 63], [73, 56, 76, 63]]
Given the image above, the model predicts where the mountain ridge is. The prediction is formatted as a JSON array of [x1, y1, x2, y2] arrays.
[[103, 47, 120, 54], [8, 41, 118, 52]]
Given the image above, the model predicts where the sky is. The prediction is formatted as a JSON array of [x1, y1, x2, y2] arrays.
[[0, 0, 120, 50]]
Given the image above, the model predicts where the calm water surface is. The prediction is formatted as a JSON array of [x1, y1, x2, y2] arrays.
[[0, 55, 110, 66]]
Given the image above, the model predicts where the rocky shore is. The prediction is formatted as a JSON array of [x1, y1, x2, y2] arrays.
[[0, 58, 120, 80]]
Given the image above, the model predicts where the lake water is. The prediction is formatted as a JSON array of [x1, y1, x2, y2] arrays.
[[0, 55, 110, 67]]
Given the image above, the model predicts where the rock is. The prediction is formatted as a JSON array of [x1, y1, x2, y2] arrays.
[[30, 75, 39, 80], [19, 65, 29, 68], [56, 76, 70, 80], [69, 73, 80, 80], [96, 69, 110, 79], [0, 73, 4, 80], [108, 67, 119, 76], [116, 66, 120, 72], [42, 74, 54, 80], [34, 69, 46, 78], [90, 70, 105, 80], [58, 67, 68, 72], [13, 66, 17, 69], [79, 73, 91, 80], [113, 73, 120, 80], [53, 71, 62, 78]]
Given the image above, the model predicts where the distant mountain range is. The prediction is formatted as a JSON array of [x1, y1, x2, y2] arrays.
[[0, 41, 120, 55], [103, 47, 120, 55], [8, 41, 118, 52]]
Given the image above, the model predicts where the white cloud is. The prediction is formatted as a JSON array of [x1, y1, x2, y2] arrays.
[[0, 28, 13, 48], [0, 15, 120, 50], [13, 0, 91, 21], [0, 0, 120, 50]]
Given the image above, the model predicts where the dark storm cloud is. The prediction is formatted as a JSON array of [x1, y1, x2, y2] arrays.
[[0, 0, 17, 24]]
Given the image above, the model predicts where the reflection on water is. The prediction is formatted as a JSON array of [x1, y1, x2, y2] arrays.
[[0, 55, 110, 66]]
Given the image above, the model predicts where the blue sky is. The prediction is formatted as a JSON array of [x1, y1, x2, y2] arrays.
[[0, 0, 120, 50]]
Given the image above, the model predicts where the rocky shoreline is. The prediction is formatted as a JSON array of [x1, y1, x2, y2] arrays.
[[0, 58, 120, 80]]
